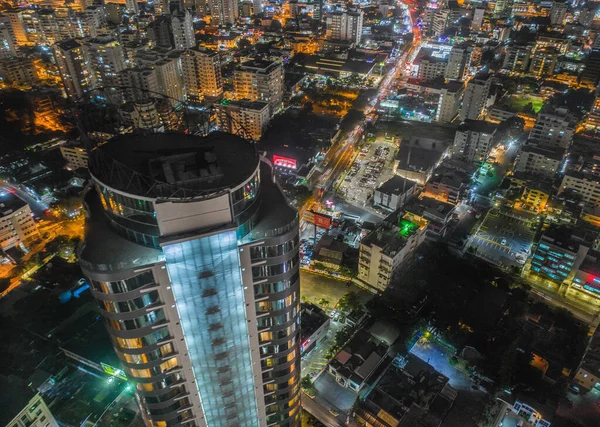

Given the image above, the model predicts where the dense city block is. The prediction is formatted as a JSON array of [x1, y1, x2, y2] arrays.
[[2, 0, 600, 427]]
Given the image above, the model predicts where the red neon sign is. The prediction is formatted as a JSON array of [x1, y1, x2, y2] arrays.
[[273, 155, 297, 169]]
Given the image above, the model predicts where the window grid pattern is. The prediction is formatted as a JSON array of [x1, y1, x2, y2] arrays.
[[163, 231, 259, 427]]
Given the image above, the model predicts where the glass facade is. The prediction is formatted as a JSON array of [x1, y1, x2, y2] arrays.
[[231, 171, 260, 217], [163, 231, 259, 427], [97, 184, 156, 224], [84, 142, 301, 426]]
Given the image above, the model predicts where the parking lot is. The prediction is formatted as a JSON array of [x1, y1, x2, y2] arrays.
[[471, 209, 536, 268], [299, 225, 327, 266], [338, 141, 397, 208]]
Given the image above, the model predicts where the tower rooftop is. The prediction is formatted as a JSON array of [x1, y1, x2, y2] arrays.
[[90, 132, 259, 199]]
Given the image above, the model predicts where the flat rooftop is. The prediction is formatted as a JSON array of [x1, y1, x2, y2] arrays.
[[362, 211, 426, 256], [396, 137, 447, 172], [91, 132, 259, 199], [376, 175, 416, 196], [428, 166, 469, 189], [0, 192, 27, 217], [521, 144, 565, 161], [540, 225, 582, 254], [405, 196, 455, 221]]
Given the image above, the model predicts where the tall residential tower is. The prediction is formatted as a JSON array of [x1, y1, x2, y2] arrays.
[[80, 132, 301, 426]]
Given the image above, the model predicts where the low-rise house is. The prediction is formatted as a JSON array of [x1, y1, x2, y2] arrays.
[[328, 329, 389, 392]]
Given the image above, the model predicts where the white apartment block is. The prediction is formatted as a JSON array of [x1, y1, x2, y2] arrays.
[[529, 108, 577, 149], [119, 67, 160, 102], [560, 173, 600, 206], [4, 392, 58, 427], [171, 10, 195, 50], [431, 9, 449, 36], [82, 6, 106, 38], [417, 56, 447, 81], [181, 47, 223, 103], [234, 59, 284, 117], [452, 120, 497, 163], [459, 76, 491, 121], [471, 8, 485, 31], [0, 16, 18, 58], [326, 10, 364, 44], [210, 0, 239, 25], [85, 37, 126, 88], [437, 84, 463, 123], [445, 44, 472, 81], [60, 144, 89, 170], [0, 195, 38, 251], [136, 50, 184, 103], [515, 145, 564, 178], [358, 212, 428, 292], [216, 100, 270, 141]]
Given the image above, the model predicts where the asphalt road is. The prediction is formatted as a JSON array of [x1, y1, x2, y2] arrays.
[[555, 386, 600, 427], [302, 393, 343, 427], [0, 181, 49, 216]]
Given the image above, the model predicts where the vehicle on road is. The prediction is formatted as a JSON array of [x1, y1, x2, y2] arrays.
[[501, 238, 507, 245], [328, 408, 339, 417]]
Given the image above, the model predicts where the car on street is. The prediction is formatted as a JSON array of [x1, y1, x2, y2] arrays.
[[328, 408, 339, 417]]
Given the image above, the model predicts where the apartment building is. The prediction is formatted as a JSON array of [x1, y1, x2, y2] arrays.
[[60, 143, 89, 170], [529, 108, 577, 149], [0, 194, 39, 251], [216, 100, 270, 141], [210, 0, 239, 25], [80, 132, 301, 426], [234, 59, 284, 116], [326, 10, 364, 44], [515, 145, 564, 178], [119, 67, 160, 102], [171, 10, 195, 50], [416, 55, 447, 81], [136, 49, 185, 103], [459, 75, 491, 121], [181, 47, 222, 103], [445, 43, 473, 81], [502, 44, 532, 73], [452, 120, 497, 163], [358, 210, 428, 291], [53, 38, 95, 100], [85, 37, 126, 88], [560, 172, 600, 206], [1, 378, 58, 427]]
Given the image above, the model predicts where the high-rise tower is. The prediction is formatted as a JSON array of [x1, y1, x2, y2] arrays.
[[79, 132, 301, 426]]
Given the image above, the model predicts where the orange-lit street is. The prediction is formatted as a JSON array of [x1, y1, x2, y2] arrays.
[[1, 214, 85, 297]]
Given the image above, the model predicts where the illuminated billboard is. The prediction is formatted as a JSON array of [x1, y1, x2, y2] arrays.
[[101, 362, 127, 381], [303, 210, 332, 229], [273, 155, 297, 169]]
